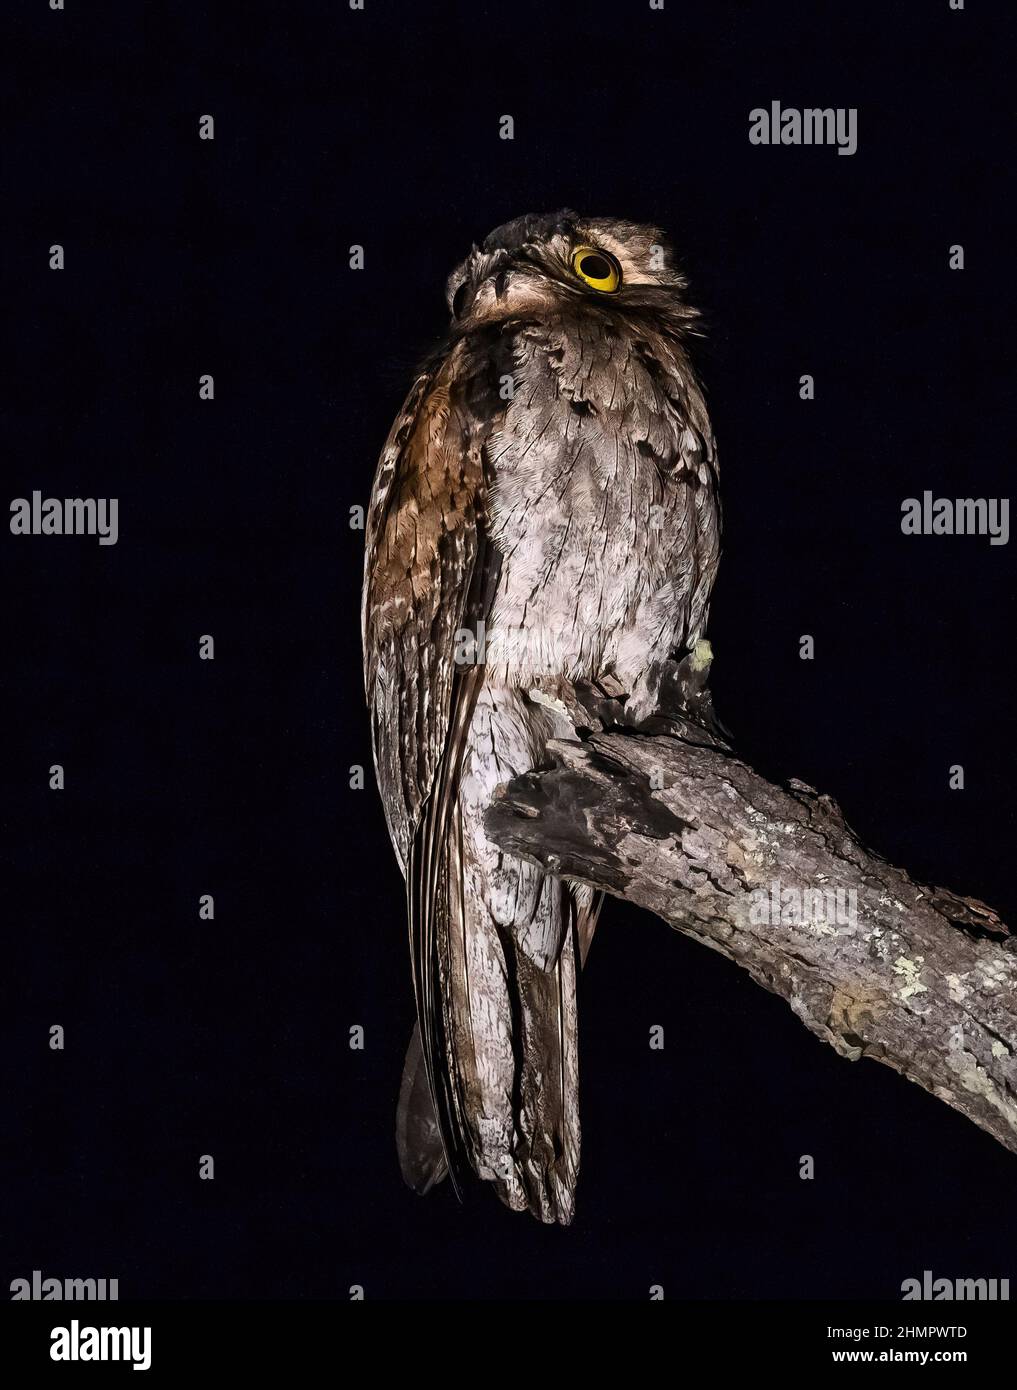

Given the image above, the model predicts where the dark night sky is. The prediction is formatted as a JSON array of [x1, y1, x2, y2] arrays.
[[3, 0, 1015, 1299]]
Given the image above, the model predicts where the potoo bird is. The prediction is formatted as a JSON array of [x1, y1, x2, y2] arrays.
[[362, 211, 720, 1223]]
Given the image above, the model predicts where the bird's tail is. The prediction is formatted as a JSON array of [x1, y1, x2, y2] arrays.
[[493, 890, 582, 1223], [401, 810, 584, 1222], [400, 684, 599, 1223]]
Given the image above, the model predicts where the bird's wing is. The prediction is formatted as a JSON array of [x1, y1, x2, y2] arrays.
[[362, 360, 493, 863], [362, 349, 500, 1189]]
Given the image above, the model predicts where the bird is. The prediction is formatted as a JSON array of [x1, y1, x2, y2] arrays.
[[361, 210, 721, 1223]]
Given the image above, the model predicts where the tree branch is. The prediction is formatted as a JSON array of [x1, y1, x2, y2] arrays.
[[485, 655, 1017, 1157]]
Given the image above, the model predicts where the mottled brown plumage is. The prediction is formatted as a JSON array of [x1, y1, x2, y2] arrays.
[[362, 210, 720, 1222]]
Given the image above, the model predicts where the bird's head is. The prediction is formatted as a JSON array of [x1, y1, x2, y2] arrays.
[[444, 209, 698, 332]]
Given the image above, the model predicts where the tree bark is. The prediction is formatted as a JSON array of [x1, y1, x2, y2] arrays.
[[484, 654, 1017, 1157]]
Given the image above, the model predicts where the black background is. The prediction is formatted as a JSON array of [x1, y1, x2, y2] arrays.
[[3, 0, 1014, 1301]]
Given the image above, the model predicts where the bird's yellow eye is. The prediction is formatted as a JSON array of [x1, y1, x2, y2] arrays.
[[571, 246, 621, 293]]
